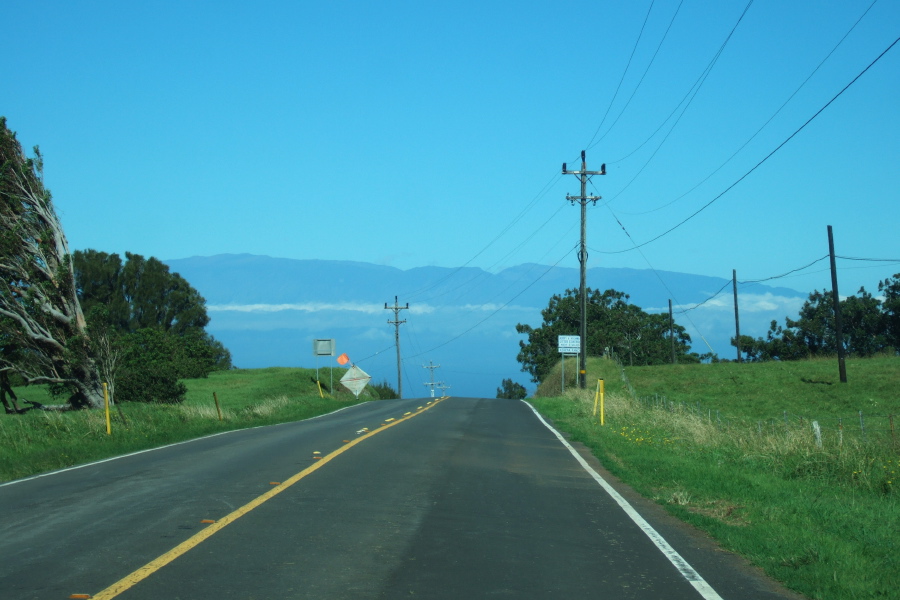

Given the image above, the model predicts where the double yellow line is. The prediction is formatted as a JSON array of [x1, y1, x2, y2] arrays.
[[89, 398, 447, 600]]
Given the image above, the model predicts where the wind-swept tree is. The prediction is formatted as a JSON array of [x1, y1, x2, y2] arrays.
[[0, 118, 104, 408]]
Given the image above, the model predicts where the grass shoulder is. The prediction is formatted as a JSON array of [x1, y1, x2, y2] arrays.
[[528, 355, 899, 600], [1, 367, 378, 484]]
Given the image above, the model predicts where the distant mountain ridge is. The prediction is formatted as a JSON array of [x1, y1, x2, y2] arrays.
[[165, 254, 803, 308], [163, 254, 808, 397]]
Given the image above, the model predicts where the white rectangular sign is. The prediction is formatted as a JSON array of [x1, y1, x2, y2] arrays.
[[558, 335, 581, 353], [313, 338, 335, 356]]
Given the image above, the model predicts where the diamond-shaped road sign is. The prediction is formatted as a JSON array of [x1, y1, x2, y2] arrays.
[[340, 365, 371, 398]]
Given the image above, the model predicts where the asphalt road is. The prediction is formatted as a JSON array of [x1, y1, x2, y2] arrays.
[[0, 397, 804, 600]]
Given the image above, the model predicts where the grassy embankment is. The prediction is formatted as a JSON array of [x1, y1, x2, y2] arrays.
[[530, 356, 899, 600], [0, 367, 375, 483]]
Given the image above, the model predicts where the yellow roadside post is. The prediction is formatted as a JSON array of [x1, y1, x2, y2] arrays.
[[592, 379, 605, 425], [600, 378, 605, 425], [103, 382, 111, 435]]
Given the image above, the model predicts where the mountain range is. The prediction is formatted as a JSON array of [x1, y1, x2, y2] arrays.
[[163, 254, 809, 398]]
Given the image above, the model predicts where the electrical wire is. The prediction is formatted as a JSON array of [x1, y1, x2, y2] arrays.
[[837, 255, 900, 263], [619, 0, 879, 216], [598, 199, 715, 352], [677, 280, 732, 314], [402, 170, 564, 301], [739, 256, 830, 284], [605, 0, 754, 168], [587, 0, 684, 151], [585, 0, 657, 149], [596, 31, 900, 255], [402, 245, 577, 361]]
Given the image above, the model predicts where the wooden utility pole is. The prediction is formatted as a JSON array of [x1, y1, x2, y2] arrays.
[[422, 361, 441, 398], [733, 269, 742, 363], [563, 150, 606, 389], [385, 296, 409, 397], [669, 299, 676, 364], [827, 226, 848, 383]]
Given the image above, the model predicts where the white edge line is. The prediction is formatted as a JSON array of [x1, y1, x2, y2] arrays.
[[522, 400, 724, 600], [0, 401, 369, 489]]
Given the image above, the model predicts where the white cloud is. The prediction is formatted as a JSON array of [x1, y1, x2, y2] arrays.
[[208, 302, 385, 314]]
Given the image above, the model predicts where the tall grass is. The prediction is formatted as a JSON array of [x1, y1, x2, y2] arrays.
[[530, 356, 899, 600], [0, 367, 375, 483]]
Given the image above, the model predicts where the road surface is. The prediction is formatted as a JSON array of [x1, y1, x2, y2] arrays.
[[0, 397, 803, 599]]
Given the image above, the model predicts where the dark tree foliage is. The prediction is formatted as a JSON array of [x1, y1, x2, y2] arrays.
[[496, 378, 527, 400], [116, 329, 188, 404], [516, 288, 694, 384], [878, 274, 900, 349], [75, 250, 210, 335], [73, 249, 231, 403], [370, 379, 398, 400], [735, 279, 898, 362]]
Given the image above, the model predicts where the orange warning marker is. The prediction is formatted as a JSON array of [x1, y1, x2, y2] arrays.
[[201, 519, 216, 524], [342, 440, 350, 443], [337, 353, 350, 365], [69, 595, 91, 599], [270, 482, 281, 485]]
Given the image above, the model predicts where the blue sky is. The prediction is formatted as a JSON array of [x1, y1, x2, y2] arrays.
[[4, 0, 899, 305]]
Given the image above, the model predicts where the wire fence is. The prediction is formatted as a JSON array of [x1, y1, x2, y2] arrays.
[[606, 352, 898, 451], [635, 393, 898, 450]]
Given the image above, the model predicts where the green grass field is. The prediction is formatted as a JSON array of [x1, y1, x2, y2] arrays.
[[0, 367, 375, 483], [530, 355, 899, 600]]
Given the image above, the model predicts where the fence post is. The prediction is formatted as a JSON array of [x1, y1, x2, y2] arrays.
[[890, 414, 896, 447], [213, 392, 223, 421], [812, 421, 822, 450]]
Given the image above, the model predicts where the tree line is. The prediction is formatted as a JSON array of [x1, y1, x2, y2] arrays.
[[516, 288, 695, 384], [514, 276, 900, 388], [734, 278, 900, 361], [1, 117, 229, 412]]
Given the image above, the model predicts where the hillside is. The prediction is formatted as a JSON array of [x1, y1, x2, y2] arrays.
[[163, 254, 809, 397]]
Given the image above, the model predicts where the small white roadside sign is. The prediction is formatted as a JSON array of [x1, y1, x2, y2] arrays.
[[558, 335, 580, 354]]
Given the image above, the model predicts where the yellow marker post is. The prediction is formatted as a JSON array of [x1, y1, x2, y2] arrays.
[[600, 379, 605, 426], [593, 379, 605, 425], [103, 382, 111, 435], [316, 380, 324, 398]]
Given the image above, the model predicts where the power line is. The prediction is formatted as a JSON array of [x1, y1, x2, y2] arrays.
[[596, 31, 900, 255], [585, 0, 657, 149], [403, 171, 563, 301], [836, 255, 900, 263], [619, 0, 879, 217], [739, 256, 830, 284], [403, 245, 577, 361], [605, 0, 755, 168], [588, 0, 684, 151]]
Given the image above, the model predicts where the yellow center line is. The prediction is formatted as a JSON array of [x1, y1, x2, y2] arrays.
[[90, 397, 448, 600]]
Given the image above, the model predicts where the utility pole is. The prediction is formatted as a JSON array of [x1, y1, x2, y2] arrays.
[[827, 226, 848, 383], [385, 296, 409, 398], [437, 383, 451, 398], [423, 361, 441, 398], [733, 269, 742, 363], [563, 150, 606, 389], [669, 299, 676, 365]]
